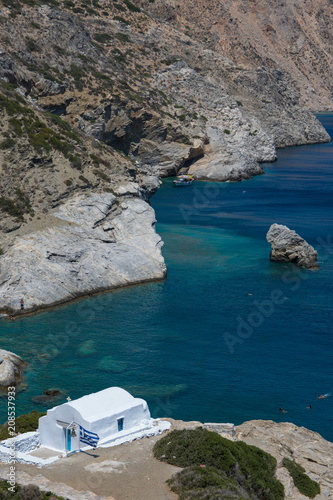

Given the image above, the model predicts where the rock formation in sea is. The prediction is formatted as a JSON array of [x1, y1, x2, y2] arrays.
[[266, 223, 319, 269], [0, 349, 24, 387]]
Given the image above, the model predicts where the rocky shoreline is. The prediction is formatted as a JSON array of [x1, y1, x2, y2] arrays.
[[0, 191, 166, 315]]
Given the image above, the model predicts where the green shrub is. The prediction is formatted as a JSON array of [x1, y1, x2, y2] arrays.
[[9, 117, 23, 135], [116, 32, 130, 42], [123, 0, 140, 12], [93, 169, 110, 182], [0, 411, 46, 441], [224, 128, 231, 134], [163, 58, 178, 66], [0, 479, 64, 499], [48, 113, 71, 132], [0, 196, 23, 220], [25, 37, 39, 52], [200, 115, 208, 121], [114, 53, 126, 64], [113, 15, 130, 24], [168, 465, 250, 499], [94, 32, 112, 43], [154, 428, 284, 500], [0, 137, 16, 149], [236, 100, 243, 107], [64, 179, 72, 186], [178, 114, 186, 121], [283, 458, 320, 498], [79, 175, 90, 185], [114, 2, 126, 11], [69, 64, 85, 90], [90, 153, 100, 164], [69, 155, 82, 170], [0, 248, 3, 256]]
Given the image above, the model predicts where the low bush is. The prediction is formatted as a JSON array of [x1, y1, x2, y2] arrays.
[[116, 32, 130, 43], [0, 138, 16, 149], [123, 0, 140, 12], [283, 458, 320, 498], [94, 32, 112, 44], [113, 16, 130, 24], [0, 196, 23, 220], [0, 411, 46, 440], [168, 465, 250, 499], [93, 169, 110, 182], [0, 479, 65, 499], [79, 175, 90, 185], [154, 428, 284, 500]]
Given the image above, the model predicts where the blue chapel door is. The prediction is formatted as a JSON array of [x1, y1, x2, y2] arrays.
[[64, 428, 71, 451]]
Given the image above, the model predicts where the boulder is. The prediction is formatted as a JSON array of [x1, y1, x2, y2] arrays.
[[266, 223, 318, 269], [0, 349, 24, 387]]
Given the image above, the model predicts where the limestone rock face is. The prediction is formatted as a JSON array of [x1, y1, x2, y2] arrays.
[[266, 223, 318, 269], [0, 349, 24, 387], [236, 420, 333, 499], [153, 61, 276, 181], [0, 192, 166, 314]]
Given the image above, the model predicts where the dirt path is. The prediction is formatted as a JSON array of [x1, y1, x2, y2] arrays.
[[14, 434, 180, 500]]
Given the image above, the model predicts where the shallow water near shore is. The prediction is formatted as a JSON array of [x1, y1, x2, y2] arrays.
[[1, 116, 332, 441]]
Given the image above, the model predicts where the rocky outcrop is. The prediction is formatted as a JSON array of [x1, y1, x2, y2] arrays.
[[0, 349, 24, 387], [153, 61, 276, 181], [266, 223, 319, 269], [0, 192, 166, 314], [236, 420, 333, 499]]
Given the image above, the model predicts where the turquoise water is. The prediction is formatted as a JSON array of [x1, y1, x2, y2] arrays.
[[1, 116, 332, 441]]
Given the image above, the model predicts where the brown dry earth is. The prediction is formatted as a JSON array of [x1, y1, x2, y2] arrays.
[[11, 433, 180, 500]]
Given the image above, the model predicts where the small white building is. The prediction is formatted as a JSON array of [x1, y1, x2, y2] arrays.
[[38, 387, 152, 453]]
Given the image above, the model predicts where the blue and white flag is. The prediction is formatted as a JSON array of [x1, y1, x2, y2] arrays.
[[79, 425, 99, 449]]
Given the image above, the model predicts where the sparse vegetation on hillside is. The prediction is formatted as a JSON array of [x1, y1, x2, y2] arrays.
[[282, 458, 320, 498], [154, 428, 285, 499], [0, 410, 46, 440], [0, 480, 65, 500]]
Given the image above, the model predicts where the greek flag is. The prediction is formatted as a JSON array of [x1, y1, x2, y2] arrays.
[[79, 425, 99, 449]]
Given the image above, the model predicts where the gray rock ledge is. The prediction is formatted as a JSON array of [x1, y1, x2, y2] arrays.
[[266, 223, 318, 269], [0, 192, 166, 314], [0, 349, 24, 387]]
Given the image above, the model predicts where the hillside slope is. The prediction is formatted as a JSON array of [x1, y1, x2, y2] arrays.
[[0, 0, 331, 312], [137, 0, 333, 111]]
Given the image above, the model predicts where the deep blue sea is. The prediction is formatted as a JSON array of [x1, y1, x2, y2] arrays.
[[1, 116, 332, 441]]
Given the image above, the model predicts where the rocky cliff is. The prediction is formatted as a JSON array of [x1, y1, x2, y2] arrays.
[[137, 0, 333, 112], [0, 0, 331, 312], [0, 0, 331, 184]]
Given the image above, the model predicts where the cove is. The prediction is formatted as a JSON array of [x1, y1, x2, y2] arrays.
[[0, 116, 332, 442]]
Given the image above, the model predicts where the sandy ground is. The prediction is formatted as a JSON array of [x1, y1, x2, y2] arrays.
[[13, 432, 181, 500]]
